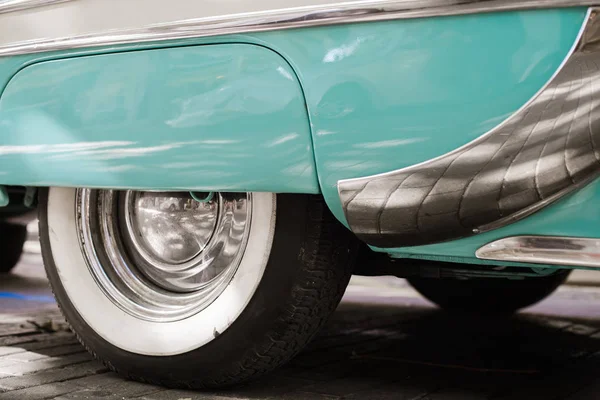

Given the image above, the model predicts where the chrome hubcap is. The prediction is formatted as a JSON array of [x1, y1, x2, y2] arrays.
[[76, 189, 252, 322], [126, 191, 217, 265]]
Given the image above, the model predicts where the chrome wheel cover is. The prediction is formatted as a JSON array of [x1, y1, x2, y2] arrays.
[[76, 189, 252, 322]]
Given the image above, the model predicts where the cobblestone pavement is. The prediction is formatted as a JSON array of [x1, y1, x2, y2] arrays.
[[1, 244, 600, 399]]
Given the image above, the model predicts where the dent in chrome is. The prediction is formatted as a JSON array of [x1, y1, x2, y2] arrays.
[[0, 0, 596, 56], [476, 236, 600, 268], [0, 44, 318, 193], [338, 8, 600, 248]]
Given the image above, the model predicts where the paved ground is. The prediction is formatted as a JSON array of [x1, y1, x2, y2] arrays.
[[1, 236, 600, 399]]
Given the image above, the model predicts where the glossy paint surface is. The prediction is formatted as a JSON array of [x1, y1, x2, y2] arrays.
[[0, 8, 590, 265], [0, 9, 587, 196], [249, 8, 588, 223], [0, 44, 318, 192]]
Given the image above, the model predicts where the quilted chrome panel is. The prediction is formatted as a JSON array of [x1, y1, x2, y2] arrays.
[[339, 10, 600, 247]]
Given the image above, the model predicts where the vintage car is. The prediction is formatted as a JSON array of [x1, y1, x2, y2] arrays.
[[0, 0, 597, 389]]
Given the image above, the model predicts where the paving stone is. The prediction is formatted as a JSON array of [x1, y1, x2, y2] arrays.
[[0, 352, 92, 377], [0, 381, 80, 400], [53, 392, 142, 400], [0, 335, 79, 360], [0, 331, 73, 347], [67, 373, 163, 398], [0, 326, 40, 337], [216, 377, 315, 399], [2, 344, 84, 363], [0, 360, 106, 391], [3, 253, 600, 400], [271, 361, 356, 383], [420, 389, 488, 400], [271, 392, 340, 400], [138, 390, 237, 400], [298, 376, 388, 397], [492, 361, 600, 400], [339, 382, 428, 400]]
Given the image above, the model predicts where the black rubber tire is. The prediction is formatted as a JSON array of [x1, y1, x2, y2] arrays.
[[40, 190, 359, 389], [0, 222, 27, 274], [408, 270, 571, 313]]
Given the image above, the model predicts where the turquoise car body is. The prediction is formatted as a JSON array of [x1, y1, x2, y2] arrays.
[[0, 4, 596, 269]]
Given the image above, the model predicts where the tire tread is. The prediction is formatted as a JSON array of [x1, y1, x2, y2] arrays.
[[41, 193, 358, 389]]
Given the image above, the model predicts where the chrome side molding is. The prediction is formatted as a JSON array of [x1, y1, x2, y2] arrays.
[[476, 236, 600, 268], [338, 8, 600, 248], [0, 0, 70, 14], [0, 0, 596, 56]]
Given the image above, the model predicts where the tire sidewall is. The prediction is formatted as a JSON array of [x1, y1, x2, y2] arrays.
[[41, 189, 320, 383]]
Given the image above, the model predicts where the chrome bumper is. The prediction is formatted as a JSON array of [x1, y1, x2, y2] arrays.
[[338, 9, 600, 248], [476, 236, 600, 268]]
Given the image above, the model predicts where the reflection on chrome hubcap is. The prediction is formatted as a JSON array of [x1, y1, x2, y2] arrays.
[[126, 191, 218, 265], [76, 189, 252, 322]]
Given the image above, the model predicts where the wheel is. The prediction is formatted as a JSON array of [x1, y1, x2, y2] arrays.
[[408, 270, 571, 313], [40, 188, 358, 388], [0, 222, 27, 274]]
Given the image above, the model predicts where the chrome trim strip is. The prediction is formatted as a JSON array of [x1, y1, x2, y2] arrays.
[[0, 0, 596, 57], [0, 0, 71, 14], [476, 236, 600, 268], [338, 8, 600, 248]]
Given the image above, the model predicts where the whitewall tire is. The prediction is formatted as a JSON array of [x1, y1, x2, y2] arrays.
[[40, 188, 359, 388]]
